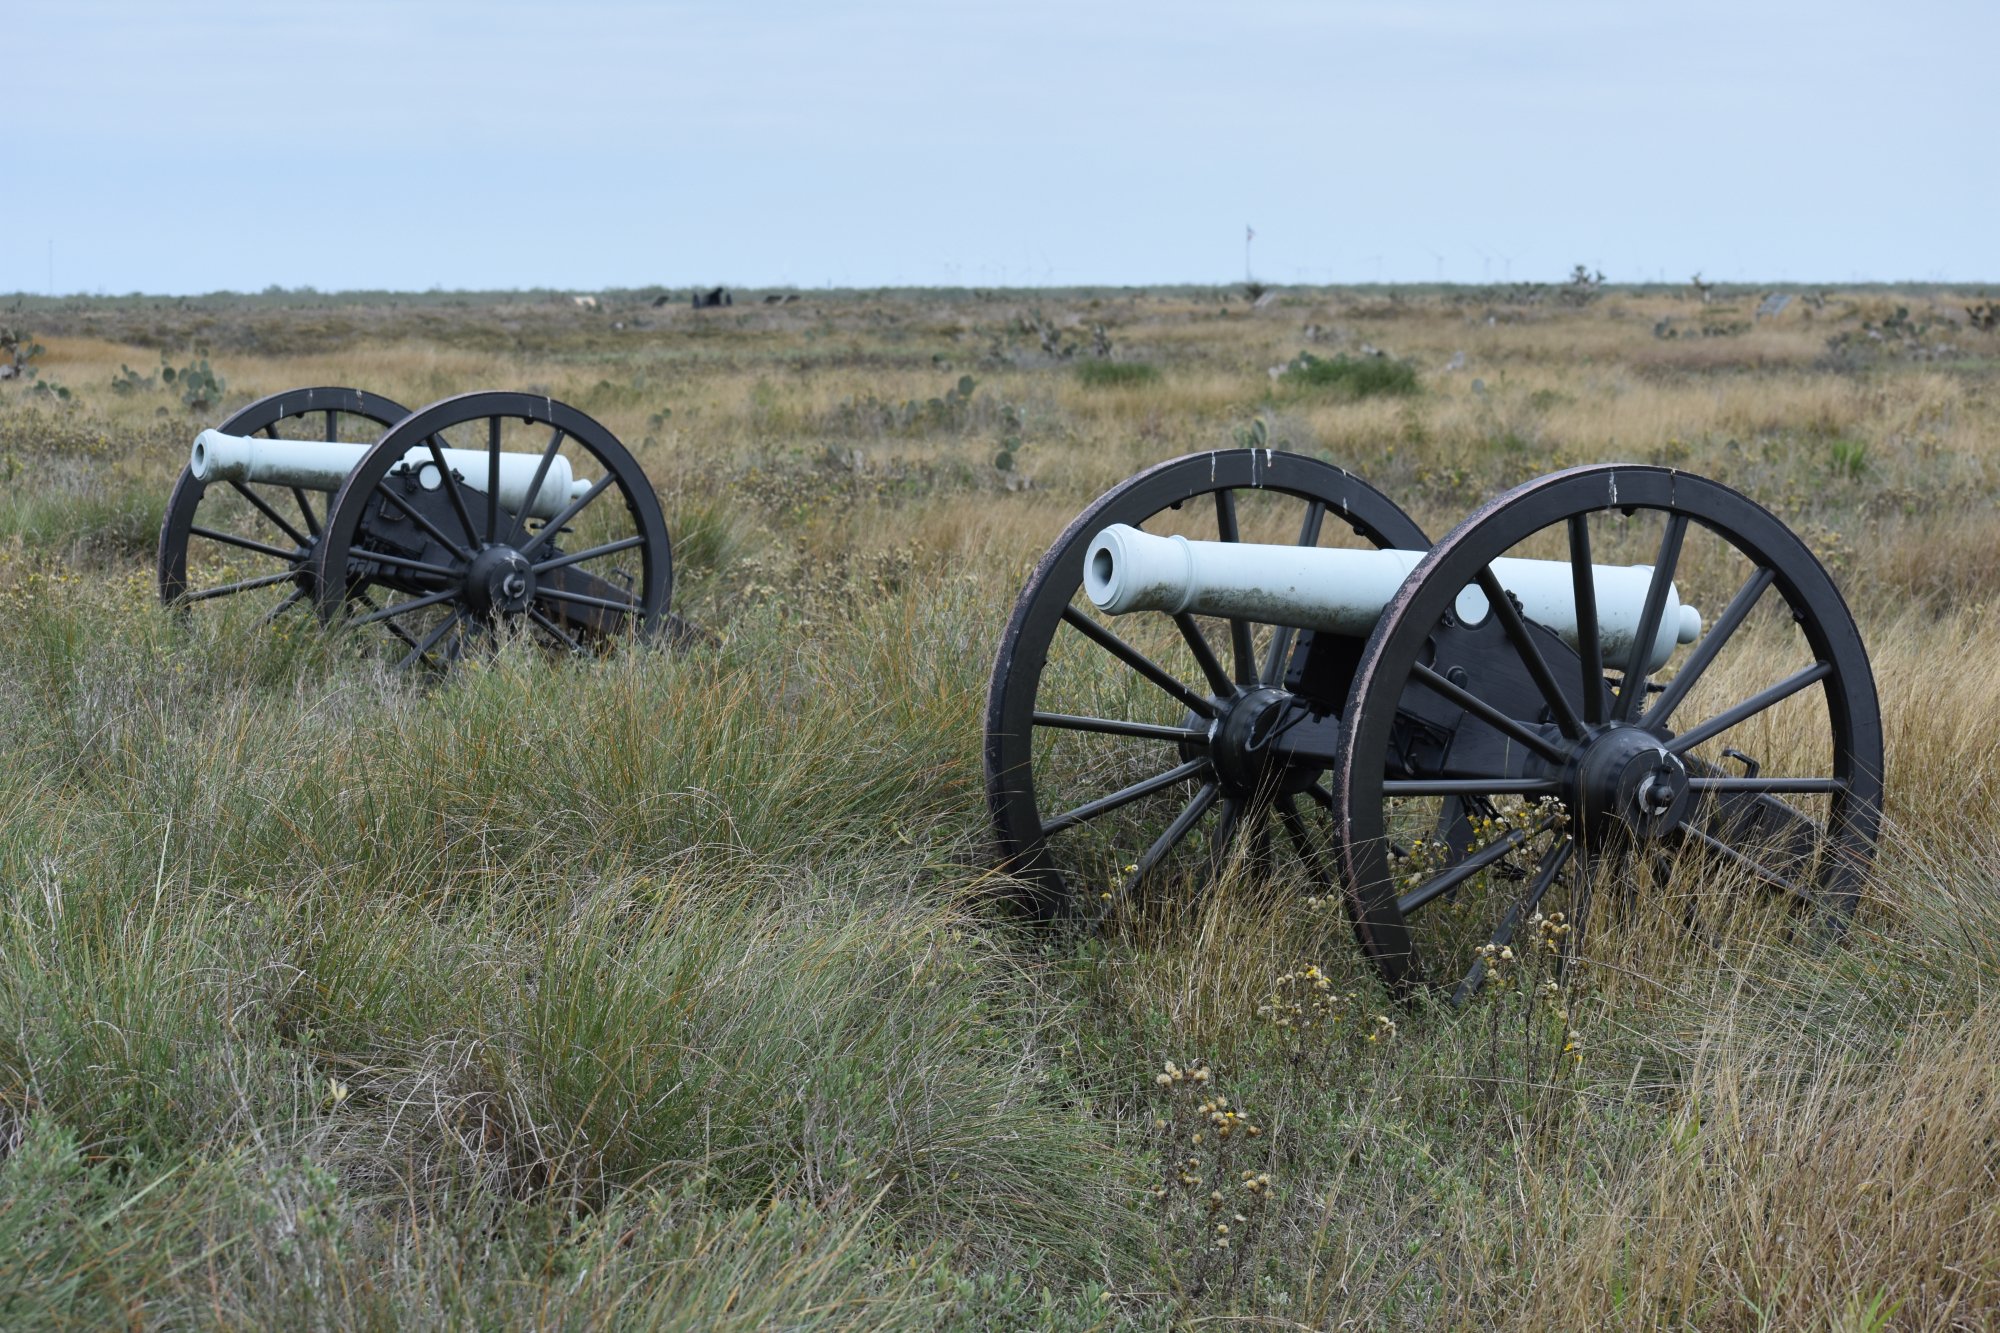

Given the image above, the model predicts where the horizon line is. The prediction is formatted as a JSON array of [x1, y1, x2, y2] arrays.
[[5, 278, 1995, 303]]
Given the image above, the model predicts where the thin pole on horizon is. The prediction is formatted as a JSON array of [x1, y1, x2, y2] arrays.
[[1245, 225, 1255, 283]]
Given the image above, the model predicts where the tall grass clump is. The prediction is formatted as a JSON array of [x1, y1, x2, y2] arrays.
[[0, 565, 1148, 1323], [1277, 350, 1419, 398]]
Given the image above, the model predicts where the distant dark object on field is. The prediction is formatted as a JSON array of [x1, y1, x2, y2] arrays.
[[762, 293, 801, 305], [693, 287, 733, 309], [650, 293, 673, 308]]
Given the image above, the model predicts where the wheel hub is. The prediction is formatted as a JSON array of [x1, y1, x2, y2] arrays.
[[1568, 725, 1689, 841], [465, 546, 535, 616], [1199, 686, 1318, 799]]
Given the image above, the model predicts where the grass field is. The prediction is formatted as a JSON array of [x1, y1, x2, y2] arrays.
[[2, 282, 1998, 1329]]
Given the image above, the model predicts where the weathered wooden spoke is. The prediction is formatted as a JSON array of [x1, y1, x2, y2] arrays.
[[1031, 713, 1209, 743], [1261, 499, 1327, 685], [1667, 662, 1833, 756], [532, 534, 647, 575], [1477, 563, 1585, 741], [528, 607, 586, 654], [1040, 758, 1212, 838], [229, 480, 311, 549], [536, 585, 641, 615], [1409, 662, 1568, 763], [1173, 614, 1236, 698], [1211, 489, 1258, 684], [395, 608, 466, 672], [181, 569, 300, 603], [506, 427, 569, 548], [1642, 566, 1774, 733], [1396, 814, 1561, 916], [1060, 606, 1216, 719], [189, 525, 299, 563], [1567, 514, 1607, 723], [1614, 514, 1688, 723], [1450, 838, 1575, 1007], [1094, 783, 1221, 923]]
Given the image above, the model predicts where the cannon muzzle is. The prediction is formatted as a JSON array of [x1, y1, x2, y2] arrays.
[[190, 429, 593, 522], [1084, 523, 1701, 672]]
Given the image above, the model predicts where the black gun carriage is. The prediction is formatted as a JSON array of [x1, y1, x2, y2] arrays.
[[158, 387, 672, 668], [985, 450, 1882, 1000]]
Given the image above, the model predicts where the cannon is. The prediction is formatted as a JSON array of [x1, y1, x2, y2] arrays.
[[158, 387, 673, 668], [985, 451, 1882, 999]]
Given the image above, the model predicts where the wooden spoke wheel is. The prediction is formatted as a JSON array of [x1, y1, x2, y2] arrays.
[[985, 450, 1428, 921], [309, 391, 671, 669], [157, 386, 410, 623], [1331, 465, 1884, 1000]]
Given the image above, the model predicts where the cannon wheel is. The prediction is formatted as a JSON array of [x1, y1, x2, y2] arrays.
[[310, 391, 671, 669], [986, 450, 1429, 921], [157, 386, 411, 621], [1332, 464, 1884, 1001]]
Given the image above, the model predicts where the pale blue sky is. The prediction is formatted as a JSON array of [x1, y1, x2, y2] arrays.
[[8, 1, 1994, 293]]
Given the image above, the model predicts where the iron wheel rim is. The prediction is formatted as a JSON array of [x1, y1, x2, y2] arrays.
[[1332, 464, 1884, 999]]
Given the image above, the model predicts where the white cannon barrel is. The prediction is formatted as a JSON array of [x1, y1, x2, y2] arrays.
[[189, 429, 594, 523], [1084, 524, 1702, 673]]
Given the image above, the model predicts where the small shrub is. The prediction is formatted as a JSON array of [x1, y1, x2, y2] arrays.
[[1144, 1058, 1275, 1303], [1074, 361, 1159, 389], [1829, 437, 1870, 481], [1277, 350, 1419, 399]]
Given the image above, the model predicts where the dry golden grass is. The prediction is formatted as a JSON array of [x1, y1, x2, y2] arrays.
[[3, 283, 1999, 1327]]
